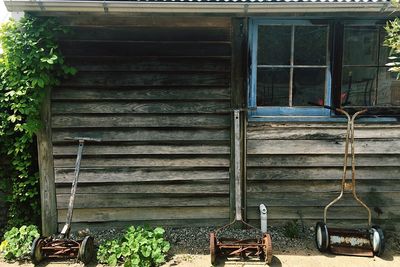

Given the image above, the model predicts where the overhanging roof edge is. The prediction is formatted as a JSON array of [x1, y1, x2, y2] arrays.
[[3, 0, 394, 14]]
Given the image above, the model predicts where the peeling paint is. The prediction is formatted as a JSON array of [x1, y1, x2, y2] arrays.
[[330, 235, 370, 247]]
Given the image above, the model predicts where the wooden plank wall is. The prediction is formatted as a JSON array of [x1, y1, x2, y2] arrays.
[[246, 122, 400, 229], [51, 16, 232, 229]]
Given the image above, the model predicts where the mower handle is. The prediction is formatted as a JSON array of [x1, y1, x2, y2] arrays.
[[308, 102, 368, 117]]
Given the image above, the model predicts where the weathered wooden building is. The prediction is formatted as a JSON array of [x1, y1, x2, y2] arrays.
[[4, 0, 400, 235]]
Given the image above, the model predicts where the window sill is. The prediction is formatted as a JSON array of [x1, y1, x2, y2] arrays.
[[248, 115, 400, 123]]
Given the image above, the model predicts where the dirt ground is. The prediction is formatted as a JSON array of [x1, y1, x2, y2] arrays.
[[1, 228, 399, 267], [1, 251, 400, 267]]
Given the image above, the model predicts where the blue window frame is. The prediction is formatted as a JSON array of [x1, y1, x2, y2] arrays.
[[249, 19, 332, 119]]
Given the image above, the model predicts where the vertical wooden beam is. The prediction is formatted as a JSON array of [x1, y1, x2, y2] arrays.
[[37, 87, 57, 235], [230, 17, 248, 222], [331, 21, 344, 110], [233, 110, 242, 221]]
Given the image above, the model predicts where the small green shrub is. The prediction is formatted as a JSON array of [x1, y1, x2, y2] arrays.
[[97, 226, 170, 267], [283, 220, 301, 238], [0, 225, 39, 261]]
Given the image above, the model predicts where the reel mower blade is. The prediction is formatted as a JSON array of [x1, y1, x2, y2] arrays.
[[328, 228, 374, 257]]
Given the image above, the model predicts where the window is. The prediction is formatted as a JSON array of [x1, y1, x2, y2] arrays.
[[341, 24, 399, 108], [249, 20, 331, 117], [249, 19, 399, 119]]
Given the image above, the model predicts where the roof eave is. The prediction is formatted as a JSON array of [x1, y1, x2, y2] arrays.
[[3, 1, 395, 14]]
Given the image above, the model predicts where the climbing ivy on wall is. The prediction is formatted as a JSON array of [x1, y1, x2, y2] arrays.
[[0, 15, 75, 228], [385, 0, 400, 78]]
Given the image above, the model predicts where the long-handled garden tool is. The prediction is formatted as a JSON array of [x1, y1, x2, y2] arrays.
[[314, 106, 384, 257], [209, 110, 273, 265], [31, 137, 101, 264]]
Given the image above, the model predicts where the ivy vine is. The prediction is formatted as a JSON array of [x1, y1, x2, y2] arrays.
[[0, 15, 76, 228], [384, 0, 400, 78]]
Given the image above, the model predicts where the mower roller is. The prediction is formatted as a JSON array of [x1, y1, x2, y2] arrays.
[[31, 137, 101, 264], [314, 106, 384, 257], [209, 110, 273, 265]]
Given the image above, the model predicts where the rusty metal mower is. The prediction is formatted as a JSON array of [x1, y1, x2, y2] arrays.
[[314, 106, 384, 257], [209, 110, 273, 265], [31, 137, 101, 264]]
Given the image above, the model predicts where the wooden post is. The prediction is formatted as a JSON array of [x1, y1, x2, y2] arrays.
[[37, 87, 57, 235], [230, 17, 248, 221], [234, 110, 243, 221]]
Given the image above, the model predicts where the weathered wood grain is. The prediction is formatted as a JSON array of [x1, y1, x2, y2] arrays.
[[61, 72, 230, 87], [52, 114, 230, 128], [37, 88, 57, 235], [53, 144, 230, 156], [52, 128, 230, 142], [247, 139, 400, 154], [58, 207, 229, 222], [64, 57, 230, 72], [247, 219, 396, 229], [247, 154, 400, 167], [247, 192, 400, 206], [247, 167, 400, 181], [49, 16, 234, 227], [56, 194, 229, 209], [54, 157, 229, 168], [63, 26, 231, 42], [65, 219, 229, 231], [52, 87, 230, 101], [52, 101, 230, 114], [247, 179, 400, 193], [56, 182, 229, 194], [246, 121, 400, 226], [57, 16, 231, 28], [247, 122, 400, 129], [54, 168, 230, 183], [60, 41, 231, 57], [246, 206, 399, 220], [247, 127, 400, 140]]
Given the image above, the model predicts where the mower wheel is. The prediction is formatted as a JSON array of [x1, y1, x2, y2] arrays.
[[209, 232, 217, 265], [78, 236, 94, 264], [315, 222, 329, 252], [31, 237, 44, 264], [371, 225, 385, 257], [262, 233, 273, 264]]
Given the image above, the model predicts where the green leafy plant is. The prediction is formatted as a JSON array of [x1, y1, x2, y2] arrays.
[[97, 226, 171, 267], [0, 225, 40, 261], [283, 220, 301, 239], [0, 15, 75, 227], [384, 0, 400, 78]]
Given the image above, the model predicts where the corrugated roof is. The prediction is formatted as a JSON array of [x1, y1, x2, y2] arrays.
[[94, 0, 389, 2], [4, 0, 393, 13]]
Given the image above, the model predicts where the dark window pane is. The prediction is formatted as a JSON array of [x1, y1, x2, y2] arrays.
[[343, 27, 378, 65], [377, 67, 400, 106], [379, 27, 391, 66], [258, 26, 291, 65], [257, 68, 290, 106], [294, 26, 328, 65], [341, 67, 377, 106], [293, 68, 326, 106]]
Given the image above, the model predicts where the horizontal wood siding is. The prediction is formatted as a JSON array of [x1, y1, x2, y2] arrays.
[[246, 122, 400, 229], [52, 16, 231, 229]]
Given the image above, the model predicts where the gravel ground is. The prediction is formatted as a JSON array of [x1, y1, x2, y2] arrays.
[[77, 224, 400, 256], [1, 224, 400, 267]]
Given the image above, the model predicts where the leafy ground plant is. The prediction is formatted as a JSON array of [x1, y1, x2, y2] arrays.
[[0, 225, 39, 261], [283, 220, 302, 239], [97, 226, 170, 267]]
